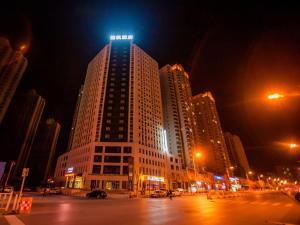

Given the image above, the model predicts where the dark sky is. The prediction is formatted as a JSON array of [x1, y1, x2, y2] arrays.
[[1, 1, 300, 173]]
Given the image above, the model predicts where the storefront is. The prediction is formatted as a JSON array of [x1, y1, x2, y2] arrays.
[[213, 175, 226, 190], [64, 167, 83, 189], [141, 175, 166, 191], [229, 177, 241, 192]]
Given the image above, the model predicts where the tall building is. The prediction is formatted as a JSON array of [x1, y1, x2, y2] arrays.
[[28, 118, 61, 186], [0, 89, 45, 178], [224, 132, 250, 178], [0, 37, 28, 124], [159, 64, 198, 169], [55, 35, 170, 191], [67, 85, 83, 151], [193, 92, 230, 176]]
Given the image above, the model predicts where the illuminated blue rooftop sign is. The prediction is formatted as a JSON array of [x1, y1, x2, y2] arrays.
[[110, 35, 133, 40]]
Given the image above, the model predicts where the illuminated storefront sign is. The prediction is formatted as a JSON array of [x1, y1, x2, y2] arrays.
[[67, 167, 74, 173], [214, 175, 224, 180], [143, 175, 164, 182]]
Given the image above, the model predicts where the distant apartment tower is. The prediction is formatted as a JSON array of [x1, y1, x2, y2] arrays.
[[0, 37, 28, 123], [55, 35, 169, 191], [28, 118, 61, 186], [160, 64, 198, 169], [224, 132, 250, 178], [193, 92, 230, 176], [0, 90, 45, 178], [67, 85, 83, 151]]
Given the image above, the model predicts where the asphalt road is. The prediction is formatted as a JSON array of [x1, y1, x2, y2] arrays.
[[1, 191, 300, 225]]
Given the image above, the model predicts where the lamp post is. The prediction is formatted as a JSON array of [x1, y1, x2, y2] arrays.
[[193, 152, 202, 178]]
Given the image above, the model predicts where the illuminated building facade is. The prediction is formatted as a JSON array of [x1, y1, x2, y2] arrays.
[[160, 64, 199, 169], [54, 35, 170, 191], [224, 132, 250, 178], [0, 37, 28, 123], [193, 92, 230, 176]]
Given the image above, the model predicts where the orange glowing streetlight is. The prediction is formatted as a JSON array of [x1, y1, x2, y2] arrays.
[[267, 93, 285, 100], [248, 171, 253, 175], [290, 143, 298, 149], [19, 44, 27, 52], [195, 152, 202, 158]]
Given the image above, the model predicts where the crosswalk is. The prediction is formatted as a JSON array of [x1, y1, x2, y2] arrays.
[[215, 199, 296, 208]]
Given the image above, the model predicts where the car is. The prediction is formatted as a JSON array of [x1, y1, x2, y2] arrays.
[[0, 186, 14, 193], [49, 187, 62, 194], [150, 190, 167, 198], [295, 192, 300, 202], [86, 190, 107, 199], [170, 190, 182, 197]]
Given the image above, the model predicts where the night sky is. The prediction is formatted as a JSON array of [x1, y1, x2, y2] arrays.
[[1, 1, 300, 173]]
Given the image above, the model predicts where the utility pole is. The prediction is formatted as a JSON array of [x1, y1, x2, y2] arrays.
[[4, 161, 15, 186], [18, 168, 29, 201]]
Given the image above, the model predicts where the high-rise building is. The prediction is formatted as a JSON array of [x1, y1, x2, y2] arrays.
[[160, 64, 198, 169], [67, 85, 83, 151], [224, 132, 250, 178], [193, 92, 230, 176], [28, 118, 61, 186], [55, 35, 170, 191], [0, 37, 28, 124], [0, 89, 45, 178]]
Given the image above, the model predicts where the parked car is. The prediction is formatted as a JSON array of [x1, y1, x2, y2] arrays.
[[86, 190, 107, 199], [170, 190, 182, 197], [295, 192, 300, 202], [150, 190, 167, 198], [49, 187, 62, 194], [0, 186, 13, 193]]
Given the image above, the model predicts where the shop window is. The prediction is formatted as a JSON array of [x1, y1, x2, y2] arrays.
[[124, 147, 132, 153], [92, 165, 101, 174], [104, 156, 121, 163], [94, 155, 102, 162], [123, 166, 129, 175], [105, 146, 121, 153], [103, 166, 120, 174], [95, 146, 103, 153]]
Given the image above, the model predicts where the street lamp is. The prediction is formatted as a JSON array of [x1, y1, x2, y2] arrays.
[[267, 93, 285, 100], [193, 152, 202, 178], [290, 143, 298, 149]]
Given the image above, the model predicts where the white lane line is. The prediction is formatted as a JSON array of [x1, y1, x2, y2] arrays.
[[4, 215, 25, 225], [285, 203, 293, 207], [272, 202, 280, 206], [260, 201, 268, 205]]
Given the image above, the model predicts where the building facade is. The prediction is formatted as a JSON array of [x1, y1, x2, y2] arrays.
[[159, 64, 199, 170], [0, 37, 28, 124], [67, 85, 83, 151], [193, 92, 230, 176], [28, 118, 61, 186], [0, 89, 45, 178], [55, 35, 170, 191], [224, 132, 250, 178]]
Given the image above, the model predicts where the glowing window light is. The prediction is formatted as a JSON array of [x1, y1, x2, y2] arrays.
[[110, 34, 134, 41]]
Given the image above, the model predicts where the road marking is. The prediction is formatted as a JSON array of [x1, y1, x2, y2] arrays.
[[4, 215, 25, 225], [267, 220, 298, 225], [271, 202, 280, 206], [260, 201, 268, 205], [285, 203, 293, 207]]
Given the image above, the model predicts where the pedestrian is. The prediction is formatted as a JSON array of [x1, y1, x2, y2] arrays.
[[43, 188, 47, 196], [168, 190, 173, 200]]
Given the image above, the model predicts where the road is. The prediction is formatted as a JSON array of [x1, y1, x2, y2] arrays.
[[1, 191, 300, 225]]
